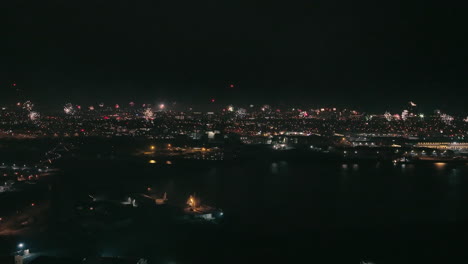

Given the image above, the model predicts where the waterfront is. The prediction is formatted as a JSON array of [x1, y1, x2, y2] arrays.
[[2, 146, 468, 263]]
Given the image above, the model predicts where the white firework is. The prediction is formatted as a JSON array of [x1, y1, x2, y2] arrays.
[[99, 103, 104, 108], [235, 108, 246, 118], [464, 117, 468, 123], [384, 111, 392, 121], [143, 108, 154, 120], [23, 101, 34, 111], [64, 103, 75, 115], [440, 113, 454, 125], [29, 111, 40, 121], [227, 105, 234, 112]]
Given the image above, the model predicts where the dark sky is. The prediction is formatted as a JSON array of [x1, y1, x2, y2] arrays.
[[3, 1, 468, 113]]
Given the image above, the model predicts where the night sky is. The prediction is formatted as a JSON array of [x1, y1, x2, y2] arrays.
[[3, 1, 468, 112]]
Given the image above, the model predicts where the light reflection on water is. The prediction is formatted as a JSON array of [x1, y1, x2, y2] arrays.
[[335, 162, 468, 224], [73, 160, 468, 229], [434, 162, 447, 169]]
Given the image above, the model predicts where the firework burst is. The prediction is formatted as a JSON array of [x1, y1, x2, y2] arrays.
[[235, 108, 246, 118], [401, 110, 409, 121], [440, 113, 454, 125], [29, 111, 40, 121], [384, 111, 392, 121], [143, 108, 154, 120], [23, 101, 34, 111], [64, 103, 75, 115]]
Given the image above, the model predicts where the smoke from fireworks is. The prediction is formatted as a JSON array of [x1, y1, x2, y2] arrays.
[[235, 108, 246, 118]]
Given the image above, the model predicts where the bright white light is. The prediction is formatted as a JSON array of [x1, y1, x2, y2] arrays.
[[18, 243, 24, 248], [159, 104, 165, 110]]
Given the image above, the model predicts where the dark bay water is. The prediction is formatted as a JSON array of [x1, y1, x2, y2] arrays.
[[42, 154, 468, 263], [3, 147, 468, 263]]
